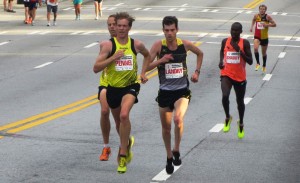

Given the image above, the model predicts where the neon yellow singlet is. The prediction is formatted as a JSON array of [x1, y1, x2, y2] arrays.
[[106, 37, 138, 87], [99, 68, 108, 87]]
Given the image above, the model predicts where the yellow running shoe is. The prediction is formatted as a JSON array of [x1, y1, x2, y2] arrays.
[[117, 156, 127, 174], [237, 120, 244, 139], [262, 67, 266, 74], [126, 136, 134, 164], [255, 64, 260, 71], [223, 116, 232, 132]]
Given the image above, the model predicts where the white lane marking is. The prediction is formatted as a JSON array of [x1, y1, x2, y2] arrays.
[[115, 3, 124, 6], [0, 31, 8, 35], [237, 10, 243, 13], [242, 35, 250, 39], [28, 31, 41, 35], [178, 8, 185, 11], [39, 31, 52, 35], [244, 97, 253, 105], [63, 7, 72, 10], [181, 3, 188, 7], [284, 37, 292, 41], [198, 33, 208, 37], [211, 9, 219, 12], [82, 31, 96, 35], [152, 166, 181, 181], [263, 74, 272, 81], [156, 33, 164, 36], [245, 11, 252, 14], [209, 124, 224, 132], [278, 52, 286, 58], [70, 31, 84, 35], [144, 8, 151, 11], [129, 31, 137, 35], [201, 9, 209, 12], [168, 8, 176, 11], [272, 12, 278, 15], [107, 7, 116, 10], [0, 41, 9, 46], [281, 13, 287, 15], [84, 42, 98, 48], [211, 34, 219, 38], [34, 62, 53, 69], [296, 38, 300, 41], [134, 8, 142, 10]]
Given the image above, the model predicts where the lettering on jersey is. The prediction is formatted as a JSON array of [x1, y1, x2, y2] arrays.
[[256, 22, 265, 30], [165, 63, 184, 79], [225, 51, 240, 64], [115, 55, 133, 71]]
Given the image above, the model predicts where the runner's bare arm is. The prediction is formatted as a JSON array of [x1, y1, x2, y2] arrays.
[[250, 14, 257, 32], [93, 41, 116, 73], [148, 41, 172, 71], [266, 15, 276, 27], [135, 40, 151, 83], [241, 39, 253, 65]]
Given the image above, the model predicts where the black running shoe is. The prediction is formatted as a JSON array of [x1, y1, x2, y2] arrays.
[[165, 157, 174, 174], [172, 151, 182, 166]]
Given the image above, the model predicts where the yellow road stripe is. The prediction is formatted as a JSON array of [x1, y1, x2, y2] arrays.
[[7, 99, 99, 134], [244, 0, 265, 9], [0, 95, 97, 131]]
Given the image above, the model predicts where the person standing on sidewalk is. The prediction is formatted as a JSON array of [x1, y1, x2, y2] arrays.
[[219, 22, 253, 139], [93, 12, 151, 174], [46, 0, 58, 26], [94, 0, 102, 20], [96, 14, 117, 162], [250, 4, 276, 74], [148, 16, 204, 174]]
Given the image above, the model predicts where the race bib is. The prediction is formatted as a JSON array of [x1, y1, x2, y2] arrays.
[[226, 52, 240, 64], [165, 63, 184, 79], [115, 55, 133, 71], [256, 22, 265, 30]]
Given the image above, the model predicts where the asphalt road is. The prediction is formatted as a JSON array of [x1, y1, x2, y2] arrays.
[[0, 0, 300, 182]]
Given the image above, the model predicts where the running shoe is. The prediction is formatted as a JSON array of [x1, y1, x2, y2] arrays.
[[126, 136, 134, 164], [31, 21, 35, 26], [99, 147, 111, 161], [47, 22, 50, 26], [53, 21, 56, 26], [255, 64, 260, 71], [172, 151, 182, 166], [165, 157, 174, 174], [117, 156, 127, 174], [223, 116, 232, 132], [237, 120, 244, 139], [262, 67, 266, 74], [95, 16, 98, 20]]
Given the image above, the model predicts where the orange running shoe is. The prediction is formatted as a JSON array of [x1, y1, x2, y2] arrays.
[[99, 147, 111, 161]]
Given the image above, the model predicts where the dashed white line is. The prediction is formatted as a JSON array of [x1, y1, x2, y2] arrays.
[[34, 62, 53, 69], [211, 9, 219, 12], [63, 7, 72, 11], [237, 10, 243, 13], [82, 31, 96, 35], [143, 8, 151, 11], [168, 8, 176, 11], [284, 37, 292, 41], [181, 3, 188, 7], [278, 52, 286, 58], [272, 12, 278, 15], [28, 31, 41, 35], [107, 7, 116, 10], [198, 33, 208, 37], [70, 31, 84, 35], [129, 31, 137, 35], [245, 11, 252, 14], [0, 41, 9, 46], [39, 31, 52, 35], [263, 74, 272, 81], [115, 3, 124, 6], [281, 13, 287, 15], [178, 8, 185, 11], [0, 31, 8, 35], [201, 9, 209, 12], [152, 166, 181, 181], [209, 124, 224, 132], [134, 8, 142, 10], [242, 35, 250, 39], [211, 34, 219, 38], [244, 97, 253, 105], [84, 42, 98, 48]]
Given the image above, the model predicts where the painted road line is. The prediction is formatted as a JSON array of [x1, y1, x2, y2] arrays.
[[242, 35, 250, 39], [39, 31, 52, 35], [272, 12, 278, 15], [7, 99, 98, 134], [129, 31, 137, 35], [82, 31, 96, 35], [278, 52, 286, 58], [0, 41, 9, 46], [281, 13, 287, 16], [244, 97, 253, 105], [152, 166, 182, 181], [143, 8, 151, 11], [28, 31, 41, 35], [134, 8, 142, 10], [209, 124, 224, 132], [70, 31, 84, 35], [34, 62, 53, 69], [181, 3, 188, 6], [198, 33, 208, 37], [263, 74, 272, 81], [244, 0, 265, 9], [84, 42, 98, 48], [0, 95, 98, 134], [115, 3, 124, 6], [0, 31, 8, 35], [237, 10, 243, 13], [284, 37, 292, 41], [63, 7, 72, 11]]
